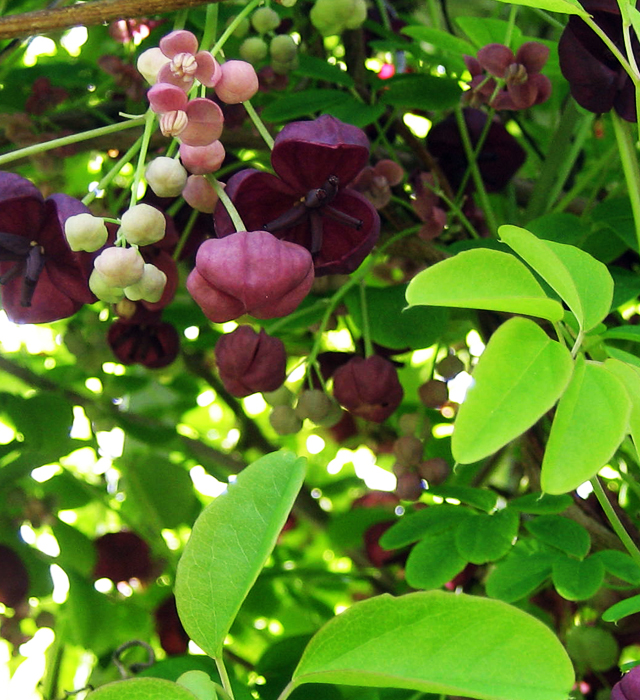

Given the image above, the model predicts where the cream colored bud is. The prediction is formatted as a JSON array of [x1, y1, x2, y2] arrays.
[[145, 157, 188, 198], [120, 204, 166, 246], [89, 268, 125, 303], [64, 213, 108, 252], [137, 47, 171, 85], [94, 246, 145, 288], [124, 263, 167, 303]]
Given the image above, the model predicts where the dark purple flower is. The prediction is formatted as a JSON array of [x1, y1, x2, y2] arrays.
[[0, 545, 29, 608], [559, 0, 639, 121], [0, 172, 96, 324], [93, 531, 154, 583], [107, 308, 180, 368], [214, 114, 380, 275], [215, 326, 286, 397], [612, 665, 640, 699], [426, 109, 526, 193], [155, 595, 189, 656]]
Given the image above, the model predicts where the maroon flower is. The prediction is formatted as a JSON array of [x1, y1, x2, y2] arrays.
[[332, 355, 404, 423], [155, 595, 189, 655], [0, 172, 95, 324], [559, 0, 638, 121], [0, 545, 29, 608], [107, 308, 180, 368], [214, 115, 380, 275], [215, 326, 286, 397], [186, 230, 314, 322], [612, 665, 640, 700], [93, 531, 153, 584]]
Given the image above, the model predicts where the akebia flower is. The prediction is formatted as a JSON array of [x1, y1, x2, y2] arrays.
[[0, 172, 95, 324], [612, 666, 640, 700], [215, 326, 287, 397], [107, 307, 180, 368], [187, 230, 314, 322], [559, 0, 638, 121], [214, 114, 380, 275]]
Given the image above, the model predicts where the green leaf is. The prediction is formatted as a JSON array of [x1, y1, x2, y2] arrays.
[[486, 553, 555, 603], [405, 529, 468, 590], [455, 17, 522, 48], [379, 505, 471, 550], [552, 555, 605, 601], [401, 26, 475, 55], [292, 591, 574, 700], [452, 317, 574, 464], [604, 358, 640, 451], [261, 90, 351, 122], [541, 357, 631, 494], [294, 54, 355, 88], [490, 0, 588, 15], [87, 677, 199, 699], [508, 493, 572, 514], [177, 671, 218, 700], [602, 593, 640, 623], [324, 99, 386, 128], [405, 249, 564, 322], [379, 74, 462, 111], [524, 515, 590, 559], [499, 225, 613, 331], [175, 451, 306, 658], [455, 509, 519, 564], [592, 549, 640, 585], [425, 485, 499, 512]]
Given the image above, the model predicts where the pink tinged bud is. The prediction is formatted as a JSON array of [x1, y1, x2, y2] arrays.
[[178, 98, 224, 147], [179, 141, 225, 174], [160, 30, 198, 58], [124, 263, 167, 303], [374, 159, 404, 186], [64, 213, 108, 252], [215, 326, 286, 397], [148, 83, 188, 114], [94, 246, 145, 288], [89, 269, 125, 303], [160, 110, 188, 138], [186, 230, 314, 323], [215, 60, 259, 104], [120, 204, 167, 246], [137, 47, 171, 85], [183, 175, 218, 213], [145, 157, 188, 197]]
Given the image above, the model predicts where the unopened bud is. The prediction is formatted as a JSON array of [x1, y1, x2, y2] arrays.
[[137, 47, 170, 85], [252, 7, 281, 34], [124, 263, 167, 303], [269, 405, 302, 435], [94, 246, 145, 288], [64, 213, 108, 252], [120, 204, 166, 246], [89, 268, 125, 303], [145, 157, 188, 198]]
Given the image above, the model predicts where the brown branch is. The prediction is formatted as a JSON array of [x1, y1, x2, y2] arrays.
[[0, 0, 219, 40]]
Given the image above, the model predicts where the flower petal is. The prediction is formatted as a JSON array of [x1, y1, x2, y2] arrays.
[[0, 172, 44, 236], [179, 98, 224, 146], [186, 268, 246, 323], [148, 83, 189, 113], [476, 44, 515, 78], [515, 41, 550, 74], [194, 51, 222, 88], [160, 30, 198, 59]]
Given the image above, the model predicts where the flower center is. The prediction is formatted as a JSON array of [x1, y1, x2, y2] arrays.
[[0, 233, 45, 307], [504, 63, 528, 85], [263, 176, 363, 255]]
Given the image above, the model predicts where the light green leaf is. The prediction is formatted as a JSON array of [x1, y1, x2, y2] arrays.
[[452, 317, 574, 464], [604, 358, 640, 451], [592, 549, 640, 585], [486, 553, 556, 602], [177, 671, 218, 700], [401, 26, 475, 55], [406, 249, 564, 322], [602, 593, 640, 623], [491, 0, 588, 15], [175, 451, 306, 658], [405, 529, 468, 590], [454, 509, 520, 564], [524, 515, 591, 559], [87, 678, 199, 699], [499, 225, 613, 331], [508, 493, 572, 514], [291, 591, 574, 700], [379, 505, 471, 550], [541, 357, 631, 494], [552, 555, 605, 601]]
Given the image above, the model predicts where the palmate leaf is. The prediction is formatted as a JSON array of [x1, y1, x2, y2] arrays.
[[290, 591, 574, 700], [175, 451, 306, 658]]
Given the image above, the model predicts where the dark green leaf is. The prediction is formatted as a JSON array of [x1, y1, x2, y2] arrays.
[[405, 529, 468, 589], [454, 509, 519, 564], [379, 74, 462, 111], [509, 493, 572, 514], [261, 90, 350, 122], [524, 515, 591, 559], [485, 553, 555, 602], [380, 505, 471, 550]]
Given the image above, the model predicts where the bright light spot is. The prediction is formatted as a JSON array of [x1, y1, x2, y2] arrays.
[[161, 529, 181, 551], [177, 423, 199, 438], [323, 549, 335, 561], [268, 620, 283, 635], [58, 510, 77, 524], [466, 330, 485, 357], [0, 314, 57, 354], [334, 604, 349, 614], [311, 488, 321, 498], [306, 435, 325, 454], [222, 428, 240, 449], [44, 357, 56, 369], [327, 447, 355, 475], [190, 465, 227, 497], [116, 581, 133, 597], [208, 403, 223, 421], [189, 640, 207, 654], [577, 481, 594, 500], [353, 446, 396, 491], [94, 578, 114, 593], [102, 362, 126, 375], [20, 524, 36, 545], [70, 406, 92, 439], [96, 427, 125, 459], [287, 363, 306, 382], [31, 463, 60, 482], [19, 627, 55, 658], [365, 57, 383, 71], [184, 325, 200, 340], [61, 446, 97, 473], [600, 465, 618, 479], [433, 423, 454, 438], [411, 346, 436, 367], [403, 113, 432, 138], [328, 557, 352, 573], [243, 393, 267, 416], [85, 377, 103, 393], [254, 618, 267, 630], [319, 496, 333, 511], [135, 180, 146, 200], [448, 371, 473, 404], [88, 154, 104, 173], [61, 26, 87, 56], [0, 419, 15, 444], [197, 389, 216, 407], [35, 531, 59, 557], [221, 321, 238, 333], [325, 329, 354, 352], [51, 564, 70, 604], [23, 36, 56, 67]]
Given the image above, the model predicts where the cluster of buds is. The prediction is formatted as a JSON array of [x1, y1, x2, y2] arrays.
[[239, 7, 299, 75]]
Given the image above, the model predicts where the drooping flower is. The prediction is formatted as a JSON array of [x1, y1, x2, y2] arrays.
[[214, 114, 380, 275], [559, 0, 638, 121], [612, 665, 640, 700], [0, 172, 96, 324], [107, 308, 180, 368]]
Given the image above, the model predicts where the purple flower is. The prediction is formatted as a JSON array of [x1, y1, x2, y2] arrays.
[[214, 115, 380, 275], [559, 0, 638, 121], [612, 665, 640, 700], [0, 172, 95, 324]]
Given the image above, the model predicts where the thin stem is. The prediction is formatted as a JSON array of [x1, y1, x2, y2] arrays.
[[0, 116, 145, 167], [590, 475, 640, 568], [129, 109, 157, 209], [359, 281, 374, 357], [503, 5, 518, 48], [210, 0, 261, 56], [243, 100, 275, 150], [374, 0, 392, 31], [172, 207, 199, 261], [570, 329, 584, 358], [611, 111, 640, 252], [209, 178, 246, 232], [82, 138, 143, 206], [215, 657, 236, 700], [201, 2, 218, 54]]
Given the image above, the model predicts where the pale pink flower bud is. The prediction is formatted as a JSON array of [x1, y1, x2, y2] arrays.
[[145, 157, 188, 197], [94, 247, 145, 288], [215, 60, 259, 104], [124, 263, 167, 303], [120, 204, 166, 246], [64, 213, 108, 252], [179, 141, 225, 174], [137, 47, 170, 85], [89, 268, 125, 303], [183, 175, 218, 213], [160, 110, 189, 137]]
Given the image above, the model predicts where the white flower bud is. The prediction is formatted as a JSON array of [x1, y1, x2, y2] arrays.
[[124, 263, 167, 303], [89, 268, 125, 303], [119, 204, 166, 246], [94, 246, 145, 288], [145, 157, 188, 198], [64, 213, 108, 252], [137, 47, 171, 85]]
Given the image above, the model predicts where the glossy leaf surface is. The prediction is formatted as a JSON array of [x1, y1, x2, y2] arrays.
[[552, 555, 605, 601], [524, 515, 590, 559], [455, 509, 519, 564], [88, 678, 198, 699], [491, 0, 587, 15], [486, 552, 555, 602]]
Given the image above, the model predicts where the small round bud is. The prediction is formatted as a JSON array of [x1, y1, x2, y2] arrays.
[[145, 157, 188, 198], [436, 354, 465, 380], [263, 385, 295, 407], [397, 412, 431, 439], [120, 204, 166, 246], [269, 405, 302, 435], [94, 246, 145, 288], [416, 458, 450, 485], [137, 47, 170, 85], [180, 141, 226, 175], [295, 389, 333, 422], [124, 263, 167, 303], [393, 435, 423, 467], [64, 213, 108, 252], [270, 34, 297, 63], [240, 37, 269, 65], [89, 268, 125, 303], [182, 175, 218, 213], [231, 17, 251, 38], [418, 379, 449, 409], [215, 61, 259, 104], [395, 472, 424, 501], [252, 7, 281, 34]]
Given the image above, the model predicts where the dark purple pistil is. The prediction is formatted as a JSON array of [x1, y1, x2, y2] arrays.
[[263, 175, 363, 255], [0, 232, 45, 307]]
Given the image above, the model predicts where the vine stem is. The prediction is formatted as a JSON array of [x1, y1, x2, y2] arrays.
[[611, 112, 640, 253], [209, 178, 246, 232], [82, 137, 142, 206], [215, 657, 236, 700], [210, 0, 261, 56], [129, 109, 157, 209], [590, 475, 640, 568], [244, 100, 275, 150]]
